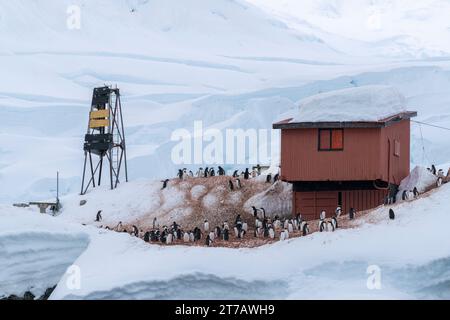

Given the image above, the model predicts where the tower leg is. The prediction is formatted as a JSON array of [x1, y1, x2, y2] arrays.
[[89, 151, 96, 188], [98, 155, 104, 186], [80, 153, 88, 195]]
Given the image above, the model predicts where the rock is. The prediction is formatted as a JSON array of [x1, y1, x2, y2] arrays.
[[79, 200, 87, 206]]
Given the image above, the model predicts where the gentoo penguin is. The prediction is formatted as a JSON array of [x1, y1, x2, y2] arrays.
[[116, 221, 123, 232], [239, 229, 246, 239], [228, 180, 234, 191], [266, 174, 272, 183], [331, 216, 338, 230], [205, 234, 212, 247], [320, 210, 326, 221], [232, 170, 239, 178], [132, 225, 139, 237], [389, 208, 395, 220], [288, 221, 294, 233], [268, 227, 275, 239], [144, 231, 150, 242], [189, 170, 194, 178], [402, 190, 408, 201], [95, 210, 102, 222], [284, 229, 289, 239], [260, 208, 266, 219], [431, 164, 437, 175], [273, 219, 281, 230], [223, 228, 229, 241], [183, 232, 190, 243], [293, 218, 299, 231], [204, 167, 209, 178], [234, 226, 239, 238], [318, 219, 326, 232], [166, 233, 173, 245], [349, 208, 356, 220], [197, 168, 204, 178], [251, 206, 259, 217], [413, 187, 420, 198], [177, 169, 183, 179], [335, 207, 342, 218], [189, 232, 195, 242], [273, 173, 280, 182], [215, 226, 221, 239], [244, 168, 250, 180], [438, 169, 444, 178], [161, 179, 170, 190], [209, 231, 215, 242], [242, 222, 248, 232], [235, 179, 242, 189], [223, 221, 230, 230], [326, 221, 335, 232], [251, 169, 258, 178], [255, 218, 262, 229], [210, 168, 216, 177], [182, 168, 189, 180], [302, 223, 310, 236], [280, 230, 287, 241], [218, 166, 225, 176], [204, 220, 210, 232], [437, 177, 443, 187], [284, 219, 289, 229]]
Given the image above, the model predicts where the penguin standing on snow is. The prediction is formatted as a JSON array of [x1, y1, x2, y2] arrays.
[[244, 168, 250, 180], [205, 234, 212, 247], [235, 179, 242, 189], [402, 190, 408, 201], [268, 227, 275, 239], [280, 230, 287, 241], [95, 210, 103, 222], [349, 208, 356, 220], [161, 179, 170, 190], [431, 164, 437, 175], [228, 180, 234, 191], [389, 208, 395, 220], [326, 221, 335, 232], [331, 216, 338, 230], [132, 225, 139, 237], [223, 228, 229, 241], [301, 222, 310, 236], [288, 221, 294, 233], [319, 220, 326, 232], [413, 187, 420, 198]]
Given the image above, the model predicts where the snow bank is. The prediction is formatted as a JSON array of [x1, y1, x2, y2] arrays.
[[0, 207, 90, 298], [244, 181, 292, 218], [291, 85, 407, 122], [398, 166, 437, 193]]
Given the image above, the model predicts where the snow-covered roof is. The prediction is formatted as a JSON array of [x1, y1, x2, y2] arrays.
[[274, 85, 416, 128]]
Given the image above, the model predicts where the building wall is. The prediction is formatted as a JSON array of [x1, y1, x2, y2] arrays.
[[281, 127, 382, 181], [379, 119, 411, 185], [280, 120, 411, 184], [294, 189, 388, 220]]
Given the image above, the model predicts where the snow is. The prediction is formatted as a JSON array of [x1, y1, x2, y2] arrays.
[[283, 85, 408, 123], [398, 166, 438, 194], [2, 183, 450, 299]]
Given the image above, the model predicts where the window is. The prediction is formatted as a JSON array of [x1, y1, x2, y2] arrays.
[[318, 129, 344, 151], [394, 140, 400, 157]]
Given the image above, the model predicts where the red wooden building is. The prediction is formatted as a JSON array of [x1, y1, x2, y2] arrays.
[[273, 86, 417, 220]]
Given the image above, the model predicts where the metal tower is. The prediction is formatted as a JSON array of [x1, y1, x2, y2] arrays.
[[80, 86, 128, 195]]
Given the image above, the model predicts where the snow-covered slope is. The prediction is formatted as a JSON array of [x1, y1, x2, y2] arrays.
[[2, 182, 450, 299]]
